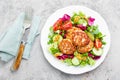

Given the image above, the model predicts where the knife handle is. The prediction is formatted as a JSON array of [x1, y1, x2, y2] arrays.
[[11, 42, 25, 71]]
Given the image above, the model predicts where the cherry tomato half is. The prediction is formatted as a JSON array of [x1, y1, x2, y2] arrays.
[[62, 21, 72, 30], [53, 18, 63, 31], [53, 18, 72, 31], [94, 39, 102, 49]]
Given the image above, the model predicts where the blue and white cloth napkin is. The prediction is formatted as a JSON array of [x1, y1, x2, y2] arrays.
[[0, 13, 40, 62]]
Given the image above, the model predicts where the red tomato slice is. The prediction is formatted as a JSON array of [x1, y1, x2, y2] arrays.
[[62, 21, 72, 30], [94, 39, 102, 49], [53, 18, 63, 31]]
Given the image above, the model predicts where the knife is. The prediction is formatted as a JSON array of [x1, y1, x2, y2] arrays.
[[11, 7, 33, 71]]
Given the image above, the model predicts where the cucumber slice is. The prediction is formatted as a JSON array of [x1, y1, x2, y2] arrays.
[[92, 47, 103, 56], [88, 57, 95, 66], [86, 32, 94, 41], [78, 19, 87, 26], [53, 34, 63, 43], [72, 57, 80, 66], [48, 42, 59, 54]]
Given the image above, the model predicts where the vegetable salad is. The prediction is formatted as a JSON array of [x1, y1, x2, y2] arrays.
[[47, 11, 106, 66]]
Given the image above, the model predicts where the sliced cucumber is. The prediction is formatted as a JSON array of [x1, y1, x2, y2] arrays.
[[86, 32, 94, 41], [53, 34, 63, 43], [48, 42, 59, 54], [92, 47, 103, 56], [78, 19, 87, 26], [88, 57, 95, 66], [72, 57, 80, 66]]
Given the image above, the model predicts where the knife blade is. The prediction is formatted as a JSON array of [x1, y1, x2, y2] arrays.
[[11, 7, 33, 71]]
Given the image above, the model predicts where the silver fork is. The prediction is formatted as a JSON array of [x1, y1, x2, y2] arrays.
[[11, 7, 33, 71]]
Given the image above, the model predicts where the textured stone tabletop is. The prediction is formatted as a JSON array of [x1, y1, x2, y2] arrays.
[[0, 0, 120, 80]]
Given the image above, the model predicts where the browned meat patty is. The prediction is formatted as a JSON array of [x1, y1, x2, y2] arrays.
[[66, 27, 90, 47], [77, 40, 94, 53], [72, 30, 90, 46], [58, 39, 75, 54]]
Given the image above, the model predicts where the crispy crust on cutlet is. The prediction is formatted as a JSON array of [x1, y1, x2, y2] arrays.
[[58, 39, 75, 54], [77, 40, 93, 53]]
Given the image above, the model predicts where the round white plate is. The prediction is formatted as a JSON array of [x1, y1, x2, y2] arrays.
[[40, 5, 110, 74]]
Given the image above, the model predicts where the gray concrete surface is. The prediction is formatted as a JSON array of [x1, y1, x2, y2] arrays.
[[0, 0, 120, 80]]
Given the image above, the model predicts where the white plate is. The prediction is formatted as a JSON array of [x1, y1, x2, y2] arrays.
[[40, 5, 110, 74]]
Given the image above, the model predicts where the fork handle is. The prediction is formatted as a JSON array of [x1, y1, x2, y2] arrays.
[[11, 42, 25, 71]]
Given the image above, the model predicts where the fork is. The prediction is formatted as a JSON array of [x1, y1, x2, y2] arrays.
[[11, 7, 33, 71]]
